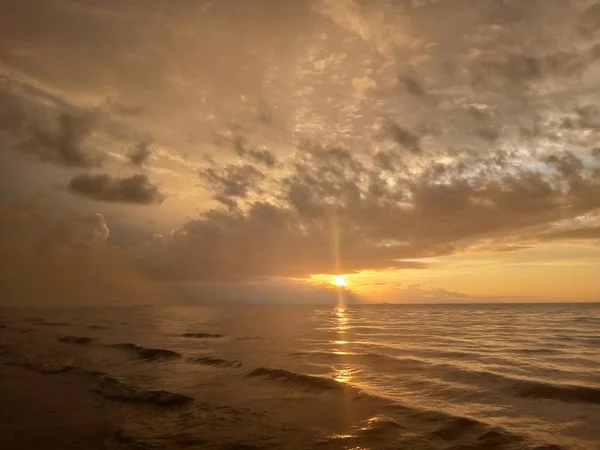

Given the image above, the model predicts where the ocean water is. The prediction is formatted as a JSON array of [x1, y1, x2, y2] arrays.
[[1, 303, 599, 449]]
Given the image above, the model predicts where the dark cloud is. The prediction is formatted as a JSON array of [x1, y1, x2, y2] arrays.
[[135, 143, 600, 281], [256, 101, 273, 124], [469, 44, 600, 93], [0, 80, 107, 167], [199, 163, 265, 208], [382, 122, 422, 154], [12, 111, 103, 167], [0, 86, 28, 135], [245, 148, 277, 168], [580, 1, 600, 37], [0, 201, 162, 306], [1, 0, 600, 290], [68, 174, 165, 205], [399, 74, 428, 99], [214, 132, 278, 168], [233, 138, 278, 168], [136, 202, 430, 281], [128, 139, 153, 166], [172, 279, 364, 305]]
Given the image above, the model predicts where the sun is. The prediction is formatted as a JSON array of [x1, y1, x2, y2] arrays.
[[333, 275, 347, 288]]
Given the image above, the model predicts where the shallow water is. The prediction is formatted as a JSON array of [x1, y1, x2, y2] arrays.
[[1, 303, 599, 449]]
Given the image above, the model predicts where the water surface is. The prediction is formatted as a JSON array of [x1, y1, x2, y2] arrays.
[[1, 303, 598, 449]]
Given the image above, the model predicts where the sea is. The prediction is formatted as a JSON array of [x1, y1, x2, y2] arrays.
[[0, 302, 599, 449]]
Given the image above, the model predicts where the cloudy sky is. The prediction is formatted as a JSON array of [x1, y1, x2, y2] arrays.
[[1, 0, 599, 304]]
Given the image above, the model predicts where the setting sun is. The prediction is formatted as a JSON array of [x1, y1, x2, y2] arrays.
[[333, 275, 347, 288]]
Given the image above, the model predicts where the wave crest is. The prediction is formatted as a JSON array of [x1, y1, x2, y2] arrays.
[[92, 375, 193, 406], [514, 380, 600, 405], [110, 343, 180, 360], [57, 334, 93, 344], [189, 356, 241, 368], [247, 367, 345, 392], [182, 332, 223, 339]]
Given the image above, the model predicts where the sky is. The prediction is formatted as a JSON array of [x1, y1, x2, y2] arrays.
[[0, 0, 599, 305]]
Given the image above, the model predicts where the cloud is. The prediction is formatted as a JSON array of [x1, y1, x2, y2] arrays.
[[128, 139, 153, 166], [214, 132, 278, 168], [0, 201, 162, 306], [541, 226, 600, 242], [399, 74, 428, 99], [104, 97, 148, 117], [580, 1, 600, 37], [134, 142, 600, 282], [1, 0, 600, 292], [171, 279, 364, 305], [0, 81, 106, 167], [135, 200, 431, 282], [199, 163, 265, 208], [382, 122, 422, 154], [68, 174, 165, 204], [390, 284, 523, 304], [233, 136, 277, 168], [12, 111, 103, 167], [395, 284, 471, 304]]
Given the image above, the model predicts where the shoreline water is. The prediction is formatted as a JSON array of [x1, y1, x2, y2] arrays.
[[0, 364, 119, 449]]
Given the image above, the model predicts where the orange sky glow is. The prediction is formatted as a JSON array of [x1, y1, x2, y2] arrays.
[[0, 0, 599, 305]]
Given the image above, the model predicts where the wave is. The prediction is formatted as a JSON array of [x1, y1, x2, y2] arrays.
[[290, 350, 359, 358], [4, 358, 73, 374], [234, 336, 267, 341], [247, 367, 346, 392], [92, 375, 193, 406], [103, 430, 155, 450], [32, 319, 69, 326], [510, 348, 561, 355], [189, 356, 241, 368], [293, 349, 600, 405], [292, 349, 433, 371], [57, 334, 94, 344], [428, 363, 600, 406], [87, 325, 109, 330], [554, 334, 575, 341], [315, 412, 532, 450], [418, 360, 600, 406], [514, 380, 600, 405], [424, 362, 600, 406], [363, 352, 432, 367], [182, 332, 223, 338], [105, 429, 208, 449], [430, 416, 481, 439], [110, 343, 180, 360]]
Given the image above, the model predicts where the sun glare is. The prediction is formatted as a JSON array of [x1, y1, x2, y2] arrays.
[[333, 275, 347, 288]]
